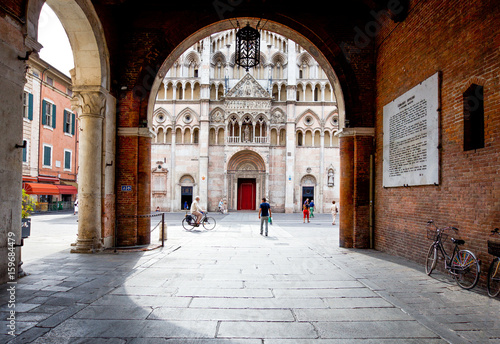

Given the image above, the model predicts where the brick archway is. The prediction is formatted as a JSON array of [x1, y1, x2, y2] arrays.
[[116, 17, 374, 248]]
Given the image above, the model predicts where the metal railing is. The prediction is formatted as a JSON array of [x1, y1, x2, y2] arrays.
[[118, 212, 166, 249]]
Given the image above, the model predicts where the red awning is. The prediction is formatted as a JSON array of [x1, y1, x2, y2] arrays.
[[22, 176, 38, 182], [24, 183, 60, 195], [56, 185, 78, 195], [38, 176, 60, 183]]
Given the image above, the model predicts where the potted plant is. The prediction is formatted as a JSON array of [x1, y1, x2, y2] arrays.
[[21, 189, 36, 238]]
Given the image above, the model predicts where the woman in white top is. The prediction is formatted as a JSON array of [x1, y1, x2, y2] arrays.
[[191, 196, 204, 225]]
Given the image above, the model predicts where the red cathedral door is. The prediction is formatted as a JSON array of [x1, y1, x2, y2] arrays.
[[237, 178, 256, 210]]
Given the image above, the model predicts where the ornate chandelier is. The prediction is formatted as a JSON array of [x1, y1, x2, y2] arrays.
[[235, 23, 260, 72]]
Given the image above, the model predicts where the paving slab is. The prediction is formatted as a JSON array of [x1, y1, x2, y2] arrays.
[[0, 212, 498, 343]]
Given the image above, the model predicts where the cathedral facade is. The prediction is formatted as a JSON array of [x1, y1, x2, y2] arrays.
[[151, 30, 340, 213]]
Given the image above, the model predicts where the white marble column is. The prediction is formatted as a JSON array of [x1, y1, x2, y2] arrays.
[[71, 89, 106, 253]]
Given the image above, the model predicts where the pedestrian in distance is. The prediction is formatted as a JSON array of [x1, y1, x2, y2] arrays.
[[184, 201, 188, 210], [309, 199, 315, 218], [331, 200, 338, 225], [74, 199, 78, 215], [258, 197, 272, 236], [218, 199, 224, 213], [303, 203, 310, 223]]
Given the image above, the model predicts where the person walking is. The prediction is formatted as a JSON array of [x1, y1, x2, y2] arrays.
[[303, 202, 310, 223], [190, 196, 204, 226], [309, 199, 315, 218], [258, 198, 272, 236], [331, 200, 338, 225]]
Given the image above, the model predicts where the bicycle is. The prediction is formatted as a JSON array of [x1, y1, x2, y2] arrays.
[[487, 228, 500, 297], [425, 220, 480, 289], [182, 211, 216, 231]]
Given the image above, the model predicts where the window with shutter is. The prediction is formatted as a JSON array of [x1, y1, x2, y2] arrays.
[[23, 92, 29, 118], [64, 150, 71, 170], [64, 111, 70, 133], [22, 141, 28, 162], [42, 100, 47, 125], [28, 93, 33, 120], [43, 145, 52, 167], [52, 104, 57, 129]]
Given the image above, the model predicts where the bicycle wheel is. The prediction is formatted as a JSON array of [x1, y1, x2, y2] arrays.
[[425, 244, 438, 275], [452, 249, 480, 290], [202, 216, 216, 230], [487, 258, 500, 297], [182, 218, 194, 231]]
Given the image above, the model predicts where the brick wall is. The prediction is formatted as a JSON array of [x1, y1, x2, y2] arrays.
[[374, 0, 500, 284]]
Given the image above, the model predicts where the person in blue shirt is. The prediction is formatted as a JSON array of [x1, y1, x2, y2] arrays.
[[309, 199, 315, 218], [258, 198, 272, 236]]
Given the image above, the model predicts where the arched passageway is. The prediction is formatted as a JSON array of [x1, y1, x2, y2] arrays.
[[24, 0, 116, 253], [114, 18, 374, 249], [0, 1, 378, 284]]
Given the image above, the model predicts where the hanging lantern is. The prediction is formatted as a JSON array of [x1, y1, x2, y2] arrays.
[[235, 23, 260, 72]]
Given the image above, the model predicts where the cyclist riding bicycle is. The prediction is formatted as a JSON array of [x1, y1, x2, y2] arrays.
[[190, 196, 205, 226]]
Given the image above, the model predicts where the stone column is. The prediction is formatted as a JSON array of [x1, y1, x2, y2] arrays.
[[319, 131, 325, 213], [338, 128, 374, 248], [170, 125, 176, 211], [199, 98, 210, 209], [0, 18, 34, 282], [71, 89, 106, 253], [285, 85, 297, 213]]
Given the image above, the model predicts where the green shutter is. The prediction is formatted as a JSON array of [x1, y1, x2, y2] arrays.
[[42, 100, 47, 125], [52, 104, 57, 128], [63, 111, 68, 133], [43, 146, 51, 166], [22, 142, 27, 162], [71, 113, 75, 135], [65, 151, 71, 169], [28, 93, 33, 120]]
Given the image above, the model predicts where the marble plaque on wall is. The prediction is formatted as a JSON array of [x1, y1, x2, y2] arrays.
[[383, 72, 439, 187]]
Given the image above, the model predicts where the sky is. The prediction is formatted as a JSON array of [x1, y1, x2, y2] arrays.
[[37, 4, 74, 77]]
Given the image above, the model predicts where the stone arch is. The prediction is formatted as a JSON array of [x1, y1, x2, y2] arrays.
[[153, 107, 172, 124], [25, 0, 112, 253], [175, 107, 200, 125], [300, 174, 317, 186], [226, 150, 267, 211], [227, 150, 266, 173], [296, 109, 322, 129], [27, 0, 110, 89]]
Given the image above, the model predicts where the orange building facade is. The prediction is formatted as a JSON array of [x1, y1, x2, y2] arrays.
[[22, 56, 78, 211]]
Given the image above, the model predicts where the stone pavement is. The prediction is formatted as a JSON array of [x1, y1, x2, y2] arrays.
[[1, 212, 499, 343]]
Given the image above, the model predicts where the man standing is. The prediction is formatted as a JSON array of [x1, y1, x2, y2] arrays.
[[191, 196, 204, 226], [258, 198, 272, 236]]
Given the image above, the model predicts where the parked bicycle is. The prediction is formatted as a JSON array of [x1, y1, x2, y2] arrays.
[[182, 211, 216, 231], [425, 220, 480, 289], [487, 228, 500, 297]]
